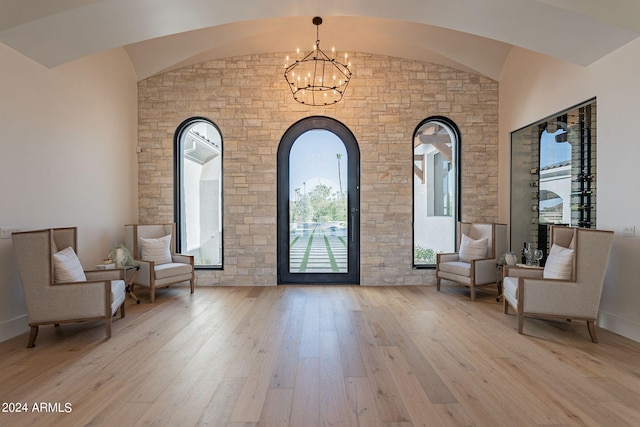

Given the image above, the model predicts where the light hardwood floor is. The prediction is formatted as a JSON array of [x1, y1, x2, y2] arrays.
[[1, 284, 640, 426]]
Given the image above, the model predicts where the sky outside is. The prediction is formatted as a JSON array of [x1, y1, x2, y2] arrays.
[[289, 129, 347, 199]]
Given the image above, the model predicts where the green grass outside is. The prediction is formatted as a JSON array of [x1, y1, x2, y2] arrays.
[[299, 230, 314, 271], [323, 233, 339, 272]]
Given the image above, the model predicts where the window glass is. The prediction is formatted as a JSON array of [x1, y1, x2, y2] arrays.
[[413, 119, 459, 267], [288, 130, 348, 273], [175, 118, 223, 268]]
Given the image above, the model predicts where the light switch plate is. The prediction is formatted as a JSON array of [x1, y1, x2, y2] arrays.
[[0, 226, 22, 239], [622, 225, 635, 237]]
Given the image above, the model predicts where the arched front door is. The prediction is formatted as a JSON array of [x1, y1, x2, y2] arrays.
[[277, 116, 360, 284]]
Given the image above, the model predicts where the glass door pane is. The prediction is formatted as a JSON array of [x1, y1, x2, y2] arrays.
[[289, 130, 348, 273]]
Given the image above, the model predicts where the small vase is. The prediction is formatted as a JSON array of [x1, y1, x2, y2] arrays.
[[505, 252, 517, 266]]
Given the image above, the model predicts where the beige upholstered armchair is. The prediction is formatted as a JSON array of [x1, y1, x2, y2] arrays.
[[436, 222, 507, 301], [11, 227, 126, 348], [503, 226, 614, 342], [124, 223, 194, 303]]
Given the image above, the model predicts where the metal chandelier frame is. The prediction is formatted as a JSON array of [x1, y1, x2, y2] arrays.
[[284, 17, 352, 106]]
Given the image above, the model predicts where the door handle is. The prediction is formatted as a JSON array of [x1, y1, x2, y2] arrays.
[[350, 208, 358, 243], [351, 213, 355, 242]]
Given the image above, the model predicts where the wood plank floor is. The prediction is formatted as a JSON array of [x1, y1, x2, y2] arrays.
[[1, 284, 640, 426]]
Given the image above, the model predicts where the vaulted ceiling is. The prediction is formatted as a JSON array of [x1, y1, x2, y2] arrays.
[[1, 0, 639, 81]]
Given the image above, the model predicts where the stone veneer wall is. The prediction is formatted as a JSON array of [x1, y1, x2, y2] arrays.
[[138, 52, 498, 286]]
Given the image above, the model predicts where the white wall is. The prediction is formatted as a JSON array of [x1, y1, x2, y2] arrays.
[[499, 40, 640, 342], [0, 43, 139, 342]]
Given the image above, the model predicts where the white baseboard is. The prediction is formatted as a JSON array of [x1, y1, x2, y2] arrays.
[[0, 314, 28, 343], [598, 310, 640, 343]]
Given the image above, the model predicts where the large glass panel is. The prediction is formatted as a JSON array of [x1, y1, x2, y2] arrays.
[[177, 120, 222, 268], [289, 130, 348, 273], [510, 99, 596, 258], [413, 119, 458, 267]]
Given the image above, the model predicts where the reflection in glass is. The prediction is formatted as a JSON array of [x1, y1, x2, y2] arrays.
[[539, 123, 572, 224], [178, 121, 223, 268], [413, 120, 458, 266], [289, 130, 348, 273]]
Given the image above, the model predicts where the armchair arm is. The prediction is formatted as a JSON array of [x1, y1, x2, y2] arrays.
[[472, 258, 498, 284], [35, 280, 112, 322], [504, 265, 544, 279], [85, 269, 125, 281], [172, 253, 194, 265], [133, 259, 153, 286], [437, 252, 460, 263], [518, 277, 589, 317]]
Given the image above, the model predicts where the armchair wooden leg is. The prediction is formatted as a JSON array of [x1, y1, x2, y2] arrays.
[[587, 321, 598, 343], [150, 286, 155, 303], [120, 302, 125, 318], [436, 277, 441, 291], [503, 299, 509, 314], [516, 280, 525, 334], [517, 313, 524, 335], [470, 286, 476, 301], [190, 278, 194, 294], [105, 316, 112, 339], [27, 326, 38, 348]]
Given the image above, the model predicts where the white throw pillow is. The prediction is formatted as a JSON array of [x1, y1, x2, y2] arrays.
[[140, 235, 172, 265], [53, 246, 87, 283], [543, 243, 574, 280], [458, 234, 488, 262]]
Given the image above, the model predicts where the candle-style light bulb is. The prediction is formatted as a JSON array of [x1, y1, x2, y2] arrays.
[[332, 47, 335, 60], [297, 48, 300, 60]]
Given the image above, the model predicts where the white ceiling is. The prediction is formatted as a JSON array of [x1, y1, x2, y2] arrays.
[[1, 0, 639, 81]]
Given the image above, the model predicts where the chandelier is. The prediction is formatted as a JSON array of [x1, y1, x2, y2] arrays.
[[284, 17, 352, 106]]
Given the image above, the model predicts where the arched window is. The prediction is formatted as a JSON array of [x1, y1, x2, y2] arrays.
[[174, 117, 223, 269], [413, 117, 461, 267]]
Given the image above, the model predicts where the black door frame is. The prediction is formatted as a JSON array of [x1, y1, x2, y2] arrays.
[[277, 116, 360, 284]]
